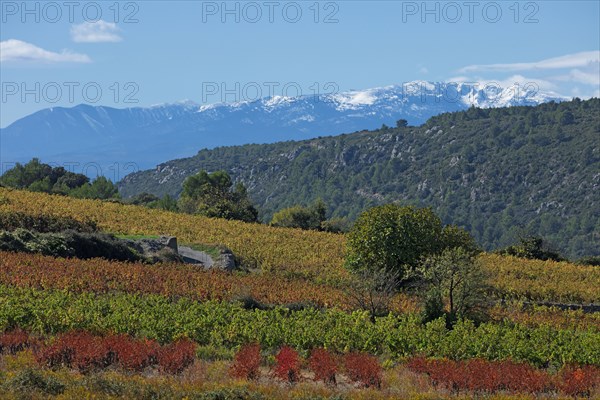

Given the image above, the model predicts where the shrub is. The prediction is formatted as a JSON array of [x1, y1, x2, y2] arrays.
[[344, 352, 382, 389], [309, 348, 337, 385], [62, 231, 142, 262], [230, 343, 261, 380], [0, 228, 142, 262], [559, 365, 600, 397], [407, 357, 554, 394], [497, 236, 564, 262], [33, 330, 197, 374], [105, 334, 159, 372], [84, 375, 126, 397], [272, 346, 301, 383], [0, 328, 30, 354], [8, 368, 65, 395], [499, 360, 552, 393], [36, 331, 110, 372], [157, 338, 196, 374]]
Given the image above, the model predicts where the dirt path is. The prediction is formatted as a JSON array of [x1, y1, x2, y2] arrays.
[[178, 246, 214, 268]]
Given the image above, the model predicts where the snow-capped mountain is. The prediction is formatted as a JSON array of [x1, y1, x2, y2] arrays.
[[0, 81, 566, 177]]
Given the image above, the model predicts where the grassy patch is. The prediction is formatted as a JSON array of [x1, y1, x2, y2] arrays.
[[182, 242, 222, 259], [115, 234, 161, 241]]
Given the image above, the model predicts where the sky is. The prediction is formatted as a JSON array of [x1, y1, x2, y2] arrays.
[[1, 0, 599, 127]]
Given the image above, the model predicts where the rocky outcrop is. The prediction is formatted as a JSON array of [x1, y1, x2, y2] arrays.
[[126, 236, 182, 263], [214, 248, 236, 271]]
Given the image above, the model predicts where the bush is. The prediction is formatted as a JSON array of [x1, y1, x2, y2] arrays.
[[230, 343, 261, 380], [62, 231, 142, 262], [8, 368, 65, 395], [559, 365, 600, 397], [157, 338, 196, 374], [105, 334, 160, 372], [0, 228, 143, 263], [0, 328, 30, 354], [497, 236, 564, 262], [36, 331, 110, 372], [272, 346, 301, 383], [309, 348, 337, 385], [407, 357, 555, 394], [344, 352, 382, 389], [84, 375, 126, 397], [35, 331, 166, 373]]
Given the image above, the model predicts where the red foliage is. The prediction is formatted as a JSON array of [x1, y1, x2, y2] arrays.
[[498, 360, 552, 393], [35, 331, 195, 374], [157, 338, 196, 374], [344, 352, 382, 389], [309, 348, 337, 385], [105, 334, 160, 372], [0, 328, 30, 354], [559, 365, 600, 397], [407, 357, 555, 395], [36, 331, 110, 372], [230, 343, 262, 380], [272, 346, 301, 383]]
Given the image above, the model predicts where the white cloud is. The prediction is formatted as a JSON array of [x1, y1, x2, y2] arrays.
[[446, 74, 557, 91], [71, 20, 122, 43], [459, 51, 599, 73], [454, 51, 600, 99], [0, 39, 91, 64], [551, 64, 600, 86]]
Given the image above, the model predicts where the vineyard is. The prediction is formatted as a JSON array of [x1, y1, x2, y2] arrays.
[[1, 329, 599, 399], [1, 188, 600, 399], [1, 285, 599, 366], [1, 188, 598, 303], [0, 188, 348, 283]]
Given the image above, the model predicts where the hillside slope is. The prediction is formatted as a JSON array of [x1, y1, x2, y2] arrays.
[[119, 99, 600, 258]]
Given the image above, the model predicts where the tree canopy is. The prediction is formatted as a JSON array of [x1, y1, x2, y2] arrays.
[[0, 159, 118, 200], [178, 170, 258, 223]]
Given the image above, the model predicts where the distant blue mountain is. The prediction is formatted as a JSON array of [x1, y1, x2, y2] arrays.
[[0, 81, 565, 178]]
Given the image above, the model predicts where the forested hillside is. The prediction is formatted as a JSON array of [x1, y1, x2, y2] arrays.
[[119, 98, 600, 258]]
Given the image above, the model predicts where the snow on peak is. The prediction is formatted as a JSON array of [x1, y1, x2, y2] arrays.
[[184, 80, 565, 115], [331, 89, 379, 110], [263, 95, 296, 108]]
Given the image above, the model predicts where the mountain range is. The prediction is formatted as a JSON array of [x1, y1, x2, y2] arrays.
[[1, 81, 565, 174]]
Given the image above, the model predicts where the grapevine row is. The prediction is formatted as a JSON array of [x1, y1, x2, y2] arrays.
[[1, 285, 598, 366]]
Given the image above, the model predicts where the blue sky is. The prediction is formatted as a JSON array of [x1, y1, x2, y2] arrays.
[[1, 0, 599, 127]]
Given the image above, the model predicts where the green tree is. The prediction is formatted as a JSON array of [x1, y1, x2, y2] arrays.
[[559, 110, 575, 125], [155, 194, 178, 212], [345, 204, 444, 285], [418, 247, 488, 325], [270, 199, 328, 230], [271, 206, 320, 230], [0, 159, 89, 195], [70, 177, 119, 200], [441, 225, 481, 256], [497, 235, 564, 262], [129, 192, 160, 205], [0, 158, 51, 188], [178, 170, 258, 222], [345, 268, 400, 323], [396, 119, 408, 128]]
